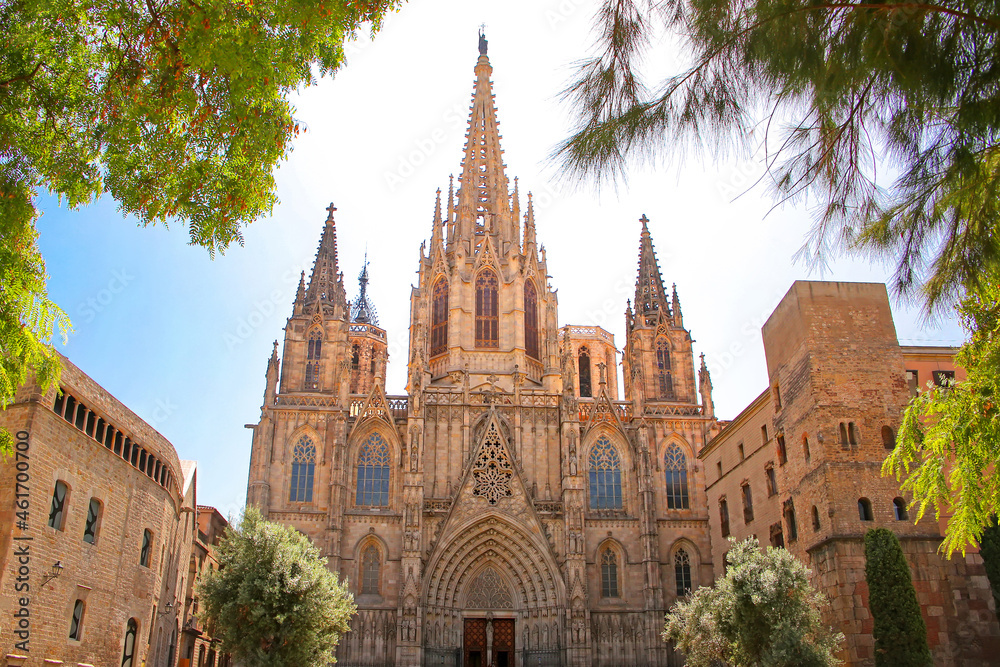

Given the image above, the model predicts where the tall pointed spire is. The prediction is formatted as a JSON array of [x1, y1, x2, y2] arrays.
[[306, 203, 347, 311], [455, 30, 514, 254], [430, 188, 444, 257], [446, 174, 456, 247], [523, 192, 536, 254], [351, 252, 378, 325], [511, 177, 521, 253], [634, 214, 671, 325]]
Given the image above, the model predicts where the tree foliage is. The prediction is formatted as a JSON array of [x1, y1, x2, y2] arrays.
[[0, 0, 399, 454], [199, 506, 356, 666], [557, 0, 1000, 309], [663, 537, 843, 667], [882, 271, 1000, 554], [864, 528, 932, 666]]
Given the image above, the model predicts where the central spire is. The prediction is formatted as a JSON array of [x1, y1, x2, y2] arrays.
[[453, 31, 517, 256], [635, 214, 671, 325]]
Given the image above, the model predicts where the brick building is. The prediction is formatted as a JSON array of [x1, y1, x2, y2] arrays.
[[178, 506, 231, 667], [0, 357, 196, 666], [699, 281, 1000, 665]]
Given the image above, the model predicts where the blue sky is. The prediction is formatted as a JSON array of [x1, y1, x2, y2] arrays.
[[35, 0, 965, 517]]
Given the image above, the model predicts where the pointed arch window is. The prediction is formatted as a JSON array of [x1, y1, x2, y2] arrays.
[[524, 279, 540, 359], [664, 445, 689, 509], [351, 344, 360, 370], [356, 433, 390, 506], [674, 549, 692, 595], [601, 547, 619, 597], [307, 328, 323, 360], [431, 277, 449, 357], [304, 362, 320, 390], [475, 269, 499, 348], [361, 544, 381, 595], [290, 436, 316, 502], [656, 339, 673, 399], [589, 437, 622, 510], [578, 347, 592, 397]]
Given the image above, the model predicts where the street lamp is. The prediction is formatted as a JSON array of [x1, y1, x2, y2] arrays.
[[41, 561, 63, 587]]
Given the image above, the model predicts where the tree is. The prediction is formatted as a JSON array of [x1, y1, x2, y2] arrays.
[[557, 0, 1000, 309], [663, 537, 843, 667], [882, 271, 1000, 554], [199, 506, 356, 666], [864, 528, 932, 666], [980, 518, 1000, 622], [0, 0, 399, 454]]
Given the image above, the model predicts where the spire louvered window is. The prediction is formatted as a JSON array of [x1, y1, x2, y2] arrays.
[[475, 270, 499, 348], [431, 277, 449, 357], [524, 279, 539, 359]]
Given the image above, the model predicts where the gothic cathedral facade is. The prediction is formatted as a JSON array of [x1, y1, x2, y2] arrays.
[[245, 36, 716, 667]]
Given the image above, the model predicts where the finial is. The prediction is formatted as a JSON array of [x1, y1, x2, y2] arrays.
[[326, 202, 337, 221], [640, 214, 649, 230], [478, 26, 488, 55]]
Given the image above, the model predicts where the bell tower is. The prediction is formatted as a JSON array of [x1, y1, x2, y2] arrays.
[[408, 34, 559, 395], [622, 215, 706, 413]]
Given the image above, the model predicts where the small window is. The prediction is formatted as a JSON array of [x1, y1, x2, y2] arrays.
[[716, 461, 723, 480], [893, 497, 908, 521], [848, 422, 859, 446], [933, 370, 955, 387], [802, 434, 811, 461], [783, 498, 797, 542], [858, 498, 874, 522], [905, 369, 919, 396], [674, 549, 692, 595], [140, 529, 152, 567], [881, 425, 896, 450], [772, 383, 781, 409], [776, 434, 787, 465], [121, 618, 138, 667], [48, 480, 68, 530], [769, 522, 784, 548], [738, 443, 745, 460], [765, 464, 778, 497], [351, 344, 360, 371], [601, 548, 619, 598], [719, 497, 730, 538], [579, 347, 592, 398], [83, 498, 101, 544], [741, 483, 754, 523], [69, 599, 85, 640], [812, 505, 821, 531], [761, 424, 768, 444], [839, 422, 849, 448]]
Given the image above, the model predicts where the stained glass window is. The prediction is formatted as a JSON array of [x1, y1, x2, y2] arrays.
[[674, 549, 691, 595], [601, 548, 619, 597], [524, 280, 539, 359], [664, 445, 689, 509], [290, 436, 316, 502], [589, 437, 622, 510], [431, 277, 448, 357], [356, 433, 390, 506], [361, 544, 380, 595], [304, 361, 321, 390], [475, 270, 499, 348]]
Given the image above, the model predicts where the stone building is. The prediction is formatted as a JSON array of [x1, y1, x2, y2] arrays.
[[698, 281, 1000, 665], [178, 506, 231, 667], [0, 356, 197, 667], [244, 34, 715, 667]]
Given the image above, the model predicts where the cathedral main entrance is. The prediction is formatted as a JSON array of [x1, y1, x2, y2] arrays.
[[463, 618, 514, 667]]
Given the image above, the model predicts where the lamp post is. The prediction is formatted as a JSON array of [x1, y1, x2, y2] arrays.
[[41, 561, 63, 587]]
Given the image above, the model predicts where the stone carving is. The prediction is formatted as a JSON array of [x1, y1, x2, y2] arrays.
[[472, 423, 513, 505], [465, 566, 514, 609]]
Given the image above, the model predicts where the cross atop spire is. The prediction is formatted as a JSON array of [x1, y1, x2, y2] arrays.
[[305, 205, 347, 311], [351, 251, 379, 325], [634, 215, 671, 325]]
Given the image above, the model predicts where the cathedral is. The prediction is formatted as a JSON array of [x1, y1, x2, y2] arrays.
[[245, 33, 716, 667]]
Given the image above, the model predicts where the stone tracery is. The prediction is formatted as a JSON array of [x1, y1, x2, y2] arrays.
[[472, 422, 513, 504]]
